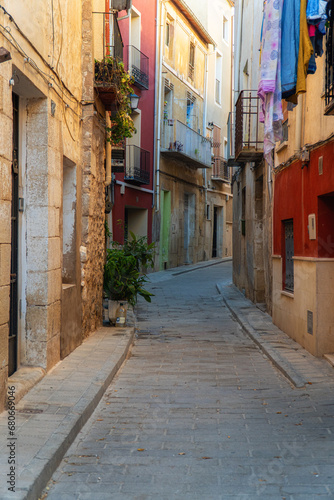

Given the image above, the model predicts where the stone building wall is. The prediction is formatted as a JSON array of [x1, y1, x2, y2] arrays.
[[0, 0, 108, 412], [81, 0, 106, 337], [0, 56, 12, 411]]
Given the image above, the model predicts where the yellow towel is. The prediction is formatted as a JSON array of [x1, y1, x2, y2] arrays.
[[286, 0, 313, 103]]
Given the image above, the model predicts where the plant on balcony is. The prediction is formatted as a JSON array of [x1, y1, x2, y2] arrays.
[[95, 57, 136, 145]]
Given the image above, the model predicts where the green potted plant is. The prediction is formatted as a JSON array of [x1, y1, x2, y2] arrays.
[[104, 247, 153, 324]]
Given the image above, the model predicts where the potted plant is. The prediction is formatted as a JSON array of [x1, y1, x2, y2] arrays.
[[104, 247, 153, 324]]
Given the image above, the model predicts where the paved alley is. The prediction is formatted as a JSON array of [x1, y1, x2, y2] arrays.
[[44, 262, 334, 499]]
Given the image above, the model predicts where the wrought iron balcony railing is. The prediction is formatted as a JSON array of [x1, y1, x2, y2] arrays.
[[125, 46, 149, 90], [93, 12, 124, 110], [93, 12, 123, 62], [212, 157, 229, 181], [325, 3, 334, 115], [235, 90, 263, 162], [161, 119, 212, 168], [124, 145, 150, 185]]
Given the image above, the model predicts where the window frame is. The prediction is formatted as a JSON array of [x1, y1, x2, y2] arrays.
[[283, 219, 294, 292]]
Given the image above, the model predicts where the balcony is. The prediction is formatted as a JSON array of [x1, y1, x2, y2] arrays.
[[93, 12, 123, 110], [325, 6, 334, 115], [124, 145, 150, 185], [235, 90, 263, 162], [212, 157, 229, 182], [125, 46, 149, 90], [161, 120, 212, 169]]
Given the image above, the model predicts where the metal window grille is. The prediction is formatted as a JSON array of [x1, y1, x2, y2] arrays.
[[325, 2, 334, 114], [281, 120, 289, 143], [284, 219, 294, 292], [189, 43, 195, 80]]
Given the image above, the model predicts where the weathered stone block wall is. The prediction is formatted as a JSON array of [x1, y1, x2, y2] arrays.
[[25, 98, 62, 371], [81, 1, 106, 337], [0, 58, 12, 412]]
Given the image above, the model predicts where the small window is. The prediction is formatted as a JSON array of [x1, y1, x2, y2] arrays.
[[283, 219, 294, 292], [223, 16, 228, 42], [215, 52, 222, 105], [189, 42, 195, 80], [281, 120, 289, 143], [165, 15, 174, 59], [206, 204, 211, 220], [166, 22, 170, 47]]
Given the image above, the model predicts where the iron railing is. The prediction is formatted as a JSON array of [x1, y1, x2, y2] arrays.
[[125, 46, 149, 90], [325, 2, 334, 114], [235, 90, 263, 161], [212, 157, 229, 181], [124, 145, 150, 184], [93, 12, 123, 62], [161, 119, 212, 168]]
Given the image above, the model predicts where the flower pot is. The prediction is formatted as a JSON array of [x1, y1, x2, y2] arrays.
[[108, 300, 128, 325]]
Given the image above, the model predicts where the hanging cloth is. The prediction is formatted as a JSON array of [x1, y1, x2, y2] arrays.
[[281, 0, 300, 97], [258, 0, 283, 165], [284, 0, 313, 103], [297, 0, 314, 84]]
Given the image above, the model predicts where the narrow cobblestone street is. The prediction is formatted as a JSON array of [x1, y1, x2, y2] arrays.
[[44, 262, 334, 499]]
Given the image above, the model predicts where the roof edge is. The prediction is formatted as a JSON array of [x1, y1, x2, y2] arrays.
[[171, 0, 216, 47]]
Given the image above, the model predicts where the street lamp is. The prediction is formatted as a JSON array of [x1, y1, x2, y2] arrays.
[[129, 93, 140, 112]]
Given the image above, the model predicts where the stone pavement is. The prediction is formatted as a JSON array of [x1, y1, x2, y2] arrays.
[[217, 283, 334, 389], [42, 261, 334, 500], [0, 314, 135, 500]]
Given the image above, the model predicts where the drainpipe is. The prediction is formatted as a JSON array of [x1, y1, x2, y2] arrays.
[[295, 94, 302, 153], [203, 50, 209, 213], [152, 0, 159, 209], [155, 0, 164, 213], [105, 113, 112, 186], [236, 0, 244, 94]]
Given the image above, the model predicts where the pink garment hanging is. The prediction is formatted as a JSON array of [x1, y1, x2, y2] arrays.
[[258, 0, 283, 165]]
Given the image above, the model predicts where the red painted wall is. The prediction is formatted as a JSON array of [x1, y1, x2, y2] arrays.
[[274, 140, 334, 258], [112, 0, 156, 244]]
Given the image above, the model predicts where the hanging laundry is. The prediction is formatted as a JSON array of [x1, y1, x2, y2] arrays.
[[295, 0, 314, 92], [258, 0, 283, 165], [307, 0, 328, 20], [307, 0, 328, 73], [281, 0, 300, 98]]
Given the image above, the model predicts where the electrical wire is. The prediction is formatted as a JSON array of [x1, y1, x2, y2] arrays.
[[274, 132, 334, 174], [0, 4, 80, 105], [0, 23, 82, 120]]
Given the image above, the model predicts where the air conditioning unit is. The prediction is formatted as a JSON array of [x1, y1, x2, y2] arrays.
[[111, 148, 125, 173]]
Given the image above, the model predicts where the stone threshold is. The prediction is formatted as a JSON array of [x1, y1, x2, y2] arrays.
[[7, 367, 46, 407]]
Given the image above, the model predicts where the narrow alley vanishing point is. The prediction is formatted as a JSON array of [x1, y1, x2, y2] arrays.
[[45, 262, 334, 499]]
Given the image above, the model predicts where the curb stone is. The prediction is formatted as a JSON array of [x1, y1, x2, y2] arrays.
[[0, 314, 135, 500], [216, 283, 307, 389]]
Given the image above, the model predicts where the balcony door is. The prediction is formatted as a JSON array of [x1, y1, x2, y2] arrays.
[[184, 193, 195, 264]]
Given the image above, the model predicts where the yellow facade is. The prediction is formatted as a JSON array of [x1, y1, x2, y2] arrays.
[[153, 0, 233, 269]]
